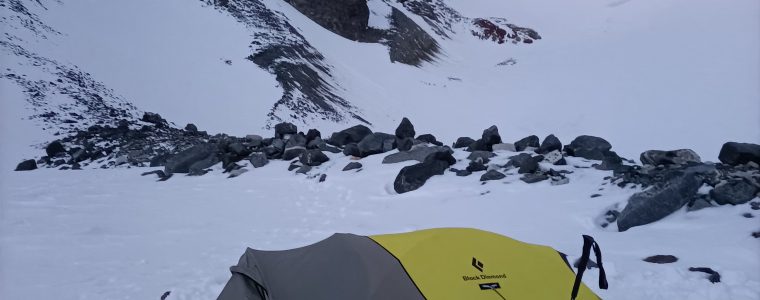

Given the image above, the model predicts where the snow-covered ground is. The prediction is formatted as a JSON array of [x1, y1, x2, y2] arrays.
[[1, 152, 758, 299]]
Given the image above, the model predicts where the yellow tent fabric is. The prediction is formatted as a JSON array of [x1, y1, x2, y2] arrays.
[[370, 228, 600, 300]]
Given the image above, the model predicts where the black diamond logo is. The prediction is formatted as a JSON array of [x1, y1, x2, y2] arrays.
[[472, 257, 484, 272]]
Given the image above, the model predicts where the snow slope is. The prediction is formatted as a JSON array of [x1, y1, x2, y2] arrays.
[[1, 151, 758, 299]]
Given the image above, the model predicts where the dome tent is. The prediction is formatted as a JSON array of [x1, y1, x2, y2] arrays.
[[217, 228, 607, 300]]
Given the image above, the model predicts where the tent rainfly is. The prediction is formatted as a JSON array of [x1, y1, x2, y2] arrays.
[[217, 228, 608, 300]]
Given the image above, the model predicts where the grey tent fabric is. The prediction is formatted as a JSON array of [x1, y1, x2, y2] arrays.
[[217, 233, 424, 300]]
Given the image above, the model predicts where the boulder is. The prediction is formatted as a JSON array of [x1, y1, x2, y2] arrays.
[[185, 123, 198, 133], [393, 151, 454, 194], [595, 151, 623, 171], [518, 156, 542, 174], [305, 129, 321, 144], [188, 155, 219, 175], [249, 153, 269, 168], [453, 137, 475, 149], [46, 140, 66, 157], [395, 117, 415, 139], [710, 179, 758, 205], [283, 147, 307, 161], [296, 165, 312, 174], [481, 125, 502, 150], [285, 133, 308, 149], [299, 149, 330, 166], [246, 135, 264, 147], [480, 170, 506, 181], [467, 151, 495, 162], [564, 135, 612, 160], [142, 112, 167, 127], [640, 149, 702, 166], [454, 169, 472, 176], [521, 173, 549, 183], [542, 150, 564, 165], [383, 146, 450, 164], [718, 142, 760, 166], [274, 122, 298, 139], [537, 134, 562, 154], [466, 139, 487, 152], [416, 134, 443, 146], [343, 162, 362, 171], [15, 159, 37, 171], [165, 144, 218, 174], [492, 143, 516, 152], [396, 137, 413, 151], [342, 143, 361, 157], [514, 135, 539, 152], [328, 125, 372, 147], [466, 161, 488, 172], [357, 132, 397, 157], [617, 173, 701, 231], [307, 137, 326, 149]]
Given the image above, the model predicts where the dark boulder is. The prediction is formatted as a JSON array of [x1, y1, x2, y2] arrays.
[[185, 123, 198, 133], [383, 146, 450, 164], [299, 149, 330, 166], [595, 151, 623, 171], [480, 170, 506, 181], [343, 162, 362, 171], [507, 153, 542, 173], [455, 169, 472, 177], [15, 159, 37, 171], [466, 139, 487, 152], [328, 125, 372, 147], [285, 133, 308, 149], [718, 142, 760, 166], [416, 134, 442, 146], [481, 125, 502, 151], [640, 149, 701, 166], [141, 112, 167, 127], [564, 135, 612, 160], [395, 117, 415, 139], [305, 129, 321, 144], [249, 153, 269, 168], [643, 255, 678, 264], [188, 155, 219, 176], [617, 173, 701, 231], [393, 151, 454, 194], [466, 161, 488, 172], [357, 132, 397, 157], [453, 137, 475, 149], [46, 140, 66, 157], [396, 137, 413, 151], [282, 147, 307, 161], [274, 122, 298, 139], [165, 144, 217, 174], [537, 134, 562, 154], [514, 135, 540, 152], [342, 143, 361, 157], [710, 179, 759, 205], [521, 173, 549, 183]]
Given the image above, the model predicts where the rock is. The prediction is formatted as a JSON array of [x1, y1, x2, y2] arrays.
[[466, 161, 488, 172], [263, 146, 283, 160], [285, 133, 308, 149], [299, 149, 330, 166], [165, 144, 217, 174], [274, 122, 298, 139], [185, 123, 198, 133], [554, 157, 567, 165], [393, 154, 452, 194], [296, 165, 312, 174], [228, 168, 249, 178], [319, 174, 327, 182], [564, 135, 612, 160], [466, 139, 488, 152], [328, 125, 372, 147], [687, 196, 714, 212], [542, 150, 564, 165], [518, 157, 541, 174], [306, 137, 325, 149], [455, 169, 472, 176], [343, 162, 362, 171], [141, 112, 166, 126], [46, 140, 66, 157], [753, 231, 760, 238], [357, 132, 396, 157], [521, 173, 549, 183], [342, 143, 361, 157], [550, 176, 570, 186], [270, 139, 286, 152], [319, 143, 341, 154], [246, 135, 264, 146], [227, 143, 249, 157], [396, 137, 414, 151], [718, 142, 760, 166], [481, 125, 502, 150], [15, 159, 37, 171], [710, 179, 758, 205], [282, 147, 307, 161], [480, 170, 506, 181], [640, 149, 702, 166], [305, 129, 321, 144], [424, 150, 456, 166], [416, 134, 442, 146], [249, 153, 269, 168], [453, 137, 475, 149], [395, 117, 415, 139], [467, 151, 495, 162], [596, 151, 623, 171], [688, 267, 721, 283], [383, 146, 450, 164], [743, 212, 754, 218], [514, 135, 540, 152], [538, 134, 562, 154], [617, 173, 701, 231], [492, 143, 516, 152], [643, 255, 678, 264], [288, 164, 300, 171]]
